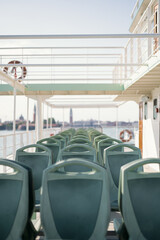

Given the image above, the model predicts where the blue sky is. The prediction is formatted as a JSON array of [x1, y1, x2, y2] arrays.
[[0, 0, 138, 122], [1, 0, 135, 34]]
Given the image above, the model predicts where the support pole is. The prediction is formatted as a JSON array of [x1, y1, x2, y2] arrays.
[[13, 88, 16, 158], [47, 104, 49, 129], [50, 107, 52, 128], [36, 98, 43, 141], [63, 108, 65, 129], [116, 107, 119, 139], [26, 97, 29, 145], [98, 108, 100, 126]]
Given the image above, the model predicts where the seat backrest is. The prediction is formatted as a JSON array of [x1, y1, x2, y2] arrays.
[[72, 134, 89, 140], [97, 138, 122, 166], [57, 144, 97, 162], [41, 159, 110, 240], [0, 159, 29, 240], [16, 144, 52, 204], [68, 138, 92, 146], [119, 158, 160, 240], [104, 143, 141, 210], [60, 132, 70, 144], [93, 135, 109, 150], [52, 135, 66, 149], [37, 138, 60, 163]]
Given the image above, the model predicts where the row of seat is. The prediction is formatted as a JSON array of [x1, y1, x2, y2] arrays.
[[1, 128, 159, 239]]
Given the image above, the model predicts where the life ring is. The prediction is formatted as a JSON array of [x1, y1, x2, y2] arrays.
[[119, 129, 133, 142], [3, 60, 27, 82]]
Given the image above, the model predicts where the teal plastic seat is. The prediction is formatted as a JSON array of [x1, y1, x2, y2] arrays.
[[115, 158, 160, 240], [93, 134, 109, 150], [60, 132, 70, 144], [104, 143, 141, 210], [0, 160, 29, 240], [97, 138, 122, 166], [52, 134, 66, 149], [68, 137, 92, 146], [57, 144, 97, 162], [90, 131, 102, 142], [72, 134, 89, 140], [41, 159, 110, 240], [37, 137, 60, 163], [16, 144, 52, 208]]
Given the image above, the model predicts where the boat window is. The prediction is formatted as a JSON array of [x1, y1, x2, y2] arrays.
[[144, 102, 148, 120], [153, 98, 158, 120]]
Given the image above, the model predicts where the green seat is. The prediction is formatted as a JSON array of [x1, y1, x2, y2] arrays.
[[90, 131, 102, 142], [52, 134, 66, 149], [0, 159, 29, 240], [37, 137, 60, 163], [57, 144, 97, 162], [116, 158, 160, 240], [16, 144, 52, 207], [93, 134, 109, 150], [72, 134, 89, 140], [41, 159, 110, 240], [60, 132, 70, 144], [97, 138, 122, 166], [68, 137, 92, 146], [104, 143, 141, 210]]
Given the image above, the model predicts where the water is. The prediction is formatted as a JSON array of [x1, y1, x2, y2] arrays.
[[0, 127, 138, 158], [102, 126, 137, 140]]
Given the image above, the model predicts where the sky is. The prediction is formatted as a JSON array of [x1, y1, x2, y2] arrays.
[[0, 0, 138, 123]]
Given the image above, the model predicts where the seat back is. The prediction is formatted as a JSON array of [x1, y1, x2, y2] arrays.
[[0, 160, 29, 240], [57, 144, 97, 162], [52, 135, 66, 149], [16, 144, 52, 204], [37, 138, 60, 163], [119, 158, 160, 240], [60, 132, 70, 144], [68, 137, 92, 146], [97, 138, 122, 165], [72, 134, 89, 140], [93, 134, 109, 150], [41, 159, 110, 240], [104, 144, 141, 210]]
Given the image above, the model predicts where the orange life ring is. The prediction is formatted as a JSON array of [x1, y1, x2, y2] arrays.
[[3, 60, 27, 82], [119, 129, 133, 142]]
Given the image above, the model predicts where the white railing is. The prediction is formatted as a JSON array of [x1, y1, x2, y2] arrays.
[[112, 1, 160, 83], [0, 127, 61, 159]]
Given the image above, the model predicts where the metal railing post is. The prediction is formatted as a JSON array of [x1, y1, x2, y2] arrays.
[[3, 136, 6, 159], [130, 39, 133, 75], [125, 47, 127, 78]]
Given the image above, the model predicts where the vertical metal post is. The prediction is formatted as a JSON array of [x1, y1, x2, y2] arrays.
[[98, 108, 100, 126], [47, 104, 49, 129], [36, 98, 43, 141], [3, 137, 6, 159], [50, 107, 52, 129], [63, 108, 65, 129], [13, 88, 16, 158], [137, 36, 141, 64], [26, 97, 29, 145], [130, 39, 133, 75], [148, 6, 152, 57], [120, 54, 123, 83], [125, 47, 127, 78], [116, 107, 118, 139], [42, 102, 44, 137]]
